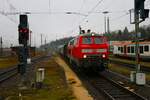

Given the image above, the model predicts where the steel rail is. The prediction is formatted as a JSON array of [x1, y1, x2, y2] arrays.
[[0, 55, 49, 83], [61, 55, 147, 100], [76, 69, 147, 100], [110, 59, 150, 72], [98, 74, 147, 100], [0, 67, 17, 83]]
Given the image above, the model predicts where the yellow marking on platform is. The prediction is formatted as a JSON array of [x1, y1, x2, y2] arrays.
[[55, 56, 93, 100]]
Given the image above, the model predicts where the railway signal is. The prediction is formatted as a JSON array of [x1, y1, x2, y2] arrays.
[[18, 15, 29, 44], [18, 14, 29, 83], [18, 46, 26, 62], [129, 0, 149, 85], [135, 0, 145, 10], [135, 0, 149, 20], [140, 9, 149, 20], [18, 27, 29, 44]]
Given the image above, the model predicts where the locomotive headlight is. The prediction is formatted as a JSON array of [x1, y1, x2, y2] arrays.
[[102, 54, 106, 58], [83, 55, 87, 58]]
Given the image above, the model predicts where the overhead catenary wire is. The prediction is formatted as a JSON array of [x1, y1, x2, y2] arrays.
[[92, 10, 129, 14], [67, 11, 130, 35], [88, 0, 104, 14], [66, 0, 135, 35], [0, 0, 18, 23], [98, 0, 114, 12], [70, 0, 86, 33], [66, 0, 104, 34], [110, 12, 130, 22]]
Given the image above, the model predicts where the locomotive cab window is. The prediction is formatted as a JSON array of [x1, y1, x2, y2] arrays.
[[73, 38, 78, 45], [94, 37, 103, 44], [69, 39, 74, 45], [82, 37, 92, 44], [144, 45, 149, 52]]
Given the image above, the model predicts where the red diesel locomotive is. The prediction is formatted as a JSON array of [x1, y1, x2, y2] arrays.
[[62, 32, 109, 71]]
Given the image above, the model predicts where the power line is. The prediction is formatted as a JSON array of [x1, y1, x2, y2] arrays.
[[0, 11, 17, 23], [67, 12, 129, 35], [88, 0, 104, 14], [93, 10, 129, 14], [70, 0, 87, 31], [110, 12, 130, 22], [100, 0, 114, 12], [6, 0, 17, 11], [0, 0, 18, 23], [67, 0, 104, 34]]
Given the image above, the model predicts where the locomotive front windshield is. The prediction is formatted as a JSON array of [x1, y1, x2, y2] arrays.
[[82, 37, 92, 44], [82, 36, 105, 44], [94, 37, 103, 44]]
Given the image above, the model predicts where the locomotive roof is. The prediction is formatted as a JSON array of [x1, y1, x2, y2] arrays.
[[79, 32, 103, 37]]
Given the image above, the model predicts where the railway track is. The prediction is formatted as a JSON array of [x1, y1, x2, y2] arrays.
[[57, 55, 149, 100], [0, 67, 18, 83], [68, 63, 147, 100], [0, 55, 50, 83], [88, 74, 147, 100], [76, 69, 147, 100], [110, 59, 150, 72]]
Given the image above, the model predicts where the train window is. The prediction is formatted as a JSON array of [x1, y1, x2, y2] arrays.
[[82, 37, 92, 44], [118, 47, 121, 51], [127, 47, 130, 53], [70, 39, 74, 45], [94, 37, 103, 44], [144, 45, 149, 52], [121, 47, 123, 53], [74, 38, 77, 45], [131, 46, 134, 53], [140, 46, 144, 54]]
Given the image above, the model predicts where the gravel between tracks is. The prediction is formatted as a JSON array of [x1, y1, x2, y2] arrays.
[[0, 56, 50, 99], [102, 70, 150, 99]]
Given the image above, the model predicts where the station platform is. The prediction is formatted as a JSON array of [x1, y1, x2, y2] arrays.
[[55, 56, 93, 100]]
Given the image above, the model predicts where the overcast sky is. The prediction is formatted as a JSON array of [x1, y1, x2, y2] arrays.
[[0, 0, 150, 47]]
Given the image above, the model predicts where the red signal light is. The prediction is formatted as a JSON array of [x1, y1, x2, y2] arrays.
[[24, 28, 29, 33], [19, 28, 29, 33], [24, 29, 27, 33], [19, 29, 23, 33]]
